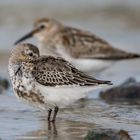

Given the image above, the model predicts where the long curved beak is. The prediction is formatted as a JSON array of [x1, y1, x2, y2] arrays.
[[14, 28, 40, 45]]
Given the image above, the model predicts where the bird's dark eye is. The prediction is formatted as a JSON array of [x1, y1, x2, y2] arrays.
[[28, 52, 33, 57], [40, 25, 45, 29]]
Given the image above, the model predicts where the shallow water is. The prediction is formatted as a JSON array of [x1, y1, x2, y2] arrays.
[[0, 1, 140, 140], [0, 92, 140, 140]]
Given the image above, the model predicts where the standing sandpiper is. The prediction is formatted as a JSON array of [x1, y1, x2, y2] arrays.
[[14, 18, 140, 74], [8, 43, 112, 122]]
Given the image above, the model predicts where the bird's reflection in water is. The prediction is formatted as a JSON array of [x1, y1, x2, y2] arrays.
[[19, 121, 58, 139], [19, 118, 95, 140], [48, 121, 58, 136]]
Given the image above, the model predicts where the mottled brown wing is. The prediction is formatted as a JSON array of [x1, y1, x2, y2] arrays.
[[32, 56, 112, 87], [60, 27, 140, 60]]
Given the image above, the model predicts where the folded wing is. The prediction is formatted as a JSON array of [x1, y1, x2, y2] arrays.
[[60, 27, 140, 60], [32, 56, 112, 87]]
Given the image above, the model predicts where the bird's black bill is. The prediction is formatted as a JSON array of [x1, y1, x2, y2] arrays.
[[14, 28, 40, 45]]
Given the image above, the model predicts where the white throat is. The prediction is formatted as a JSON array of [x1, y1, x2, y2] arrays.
[[38, 42, 59, 57]]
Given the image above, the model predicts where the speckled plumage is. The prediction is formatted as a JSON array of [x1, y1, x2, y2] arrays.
[[9, 43, 112, 121], [14, 18, 140, 74], [32, 56, 112, 87]]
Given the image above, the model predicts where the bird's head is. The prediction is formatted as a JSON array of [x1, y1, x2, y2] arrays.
[[14, 18, 62, 44], [10, 43, 39, 63]]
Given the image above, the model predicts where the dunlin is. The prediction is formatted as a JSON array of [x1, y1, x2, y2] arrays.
[[8, 43, 112, 122], [14, 18, 140, 74]]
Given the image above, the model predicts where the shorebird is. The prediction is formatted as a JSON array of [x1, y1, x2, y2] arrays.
[[8, 43, 112, 122], [14, 18, 140, 74]]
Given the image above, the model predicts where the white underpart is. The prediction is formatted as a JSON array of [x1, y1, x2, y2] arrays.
[[36, 83, 107, 108], [56, 46, 114, 74], [38, 43, 114, 74], [17, 75, 108, 108], [67, 58, 113, 74]]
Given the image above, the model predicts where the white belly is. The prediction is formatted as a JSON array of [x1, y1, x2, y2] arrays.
[[56, 46, 114, 74], [36, 83, 108, 108], [69, 58, 113, 74]]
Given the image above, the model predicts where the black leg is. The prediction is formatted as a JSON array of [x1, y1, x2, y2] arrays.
[[48, 108, 52, 122], [52, 106, 59, 122]]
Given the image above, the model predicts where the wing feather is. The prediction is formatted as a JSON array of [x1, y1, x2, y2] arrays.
[[60, 27, 140, 59], [32, 56, 112, 87]]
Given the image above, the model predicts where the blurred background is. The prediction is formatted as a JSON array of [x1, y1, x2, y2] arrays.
[[0, 0, 140, 140]]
